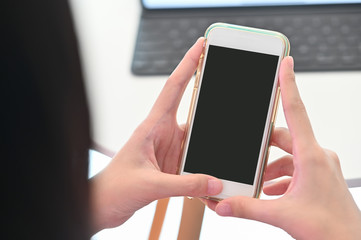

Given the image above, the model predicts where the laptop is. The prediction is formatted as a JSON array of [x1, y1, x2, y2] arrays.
[[131, 0, 361, 75]]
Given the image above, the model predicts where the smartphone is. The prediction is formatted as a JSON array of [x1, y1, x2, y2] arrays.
[[178, 23, 290, 200]]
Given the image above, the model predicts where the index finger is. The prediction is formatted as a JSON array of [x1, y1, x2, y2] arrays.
[[279, 56, 317, 153]]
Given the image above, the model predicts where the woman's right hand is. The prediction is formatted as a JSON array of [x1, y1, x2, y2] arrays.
[[207, 56, 361, 239]]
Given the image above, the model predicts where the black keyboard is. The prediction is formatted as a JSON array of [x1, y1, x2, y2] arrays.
[[132, 7, 361, 75]]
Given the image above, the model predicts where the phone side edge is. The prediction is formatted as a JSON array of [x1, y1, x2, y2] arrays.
[[176, 43, 207, 175]]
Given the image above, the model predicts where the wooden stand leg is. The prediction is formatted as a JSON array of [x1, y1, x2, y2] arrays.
[[177, 197, 205, 240], [148, 198, 170, 240]]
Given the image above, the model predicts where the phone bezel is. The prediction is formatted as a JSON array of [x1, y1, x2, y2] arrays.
[[179, 23, 289, 200]]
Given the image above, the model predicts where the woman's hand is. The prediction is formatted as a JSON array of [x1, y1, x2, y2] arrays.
[[89, 38, 222, 233], [208, 57, 361, 239]]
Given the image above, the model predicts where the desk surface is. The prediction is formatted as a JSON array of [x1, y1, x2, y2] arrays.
[[70, 0, 361, 239]]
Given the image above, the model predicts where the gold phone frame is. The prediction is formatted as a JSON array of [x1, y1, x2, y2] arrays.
[[178, 23, 290, 199]]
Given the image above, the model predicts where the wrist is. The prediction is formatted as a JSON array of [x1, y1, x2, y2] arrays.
[[89, 161, 136, 235], [315, 210, 361, 240], [89, 175, 108, 234]]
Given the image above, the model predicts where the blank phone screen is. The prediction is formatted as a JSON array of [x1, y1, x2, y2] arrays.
[[184, 45, 279, 185]]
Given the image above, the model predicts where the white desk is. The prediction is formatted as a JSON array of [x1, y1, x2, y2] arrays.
[[70, 0, 361, 239]]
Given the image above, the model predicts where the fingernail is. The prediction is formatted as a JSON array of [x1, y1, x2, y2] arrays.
[[207, 179, 222, 195], [216, 203, 233, 216]]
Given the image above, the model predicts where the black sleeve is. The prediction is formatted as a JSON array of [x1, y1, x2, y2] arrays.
[[1, 1, 91, 239]]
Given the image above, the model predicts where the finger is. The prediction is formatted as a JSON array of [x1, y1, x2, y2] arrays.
[[155, 173, 223, 199], [200, 198, 219, 212], [264, 155, 294, 181], [263, 178, 292, 196], [279, 56, 317, 153], [270, 127, 293, 154], [149, 37, 204, 119], [215, 196, 279, 226]]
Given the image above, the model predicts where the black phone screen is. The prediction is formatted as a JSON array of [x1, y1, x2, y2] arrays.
[[183, 45, 279, 185]]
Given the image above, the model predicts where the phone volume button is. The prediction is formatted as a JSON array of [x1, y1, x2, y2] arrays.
[[194, 71, 201, 88], [194, 56, 204, 88]]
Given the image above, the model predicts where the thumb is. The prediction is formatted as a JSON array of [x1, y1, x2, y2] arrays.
[[215, 196, 279, 226], [156, 173, 223, 199]]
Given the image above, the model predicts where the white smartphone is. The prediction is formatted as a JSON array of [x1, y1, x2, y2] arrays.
[[178, 23, 290, 200]]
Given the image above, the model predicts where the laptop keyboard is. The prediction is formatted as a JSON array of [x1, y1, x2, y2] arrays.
[[132, 11, 361, 75]]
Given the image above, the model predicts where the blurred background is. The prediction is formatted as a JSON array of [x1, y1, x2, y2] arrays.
[[69, 0, 361, 239]]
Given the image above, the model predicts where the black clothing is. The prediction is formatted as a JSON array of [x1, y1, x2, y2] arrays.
[[2, 1, 91, 239]]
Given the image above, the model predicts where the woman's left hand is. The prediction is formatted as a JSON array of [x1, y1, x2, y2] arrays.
[[89, 37, 222, 233]]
